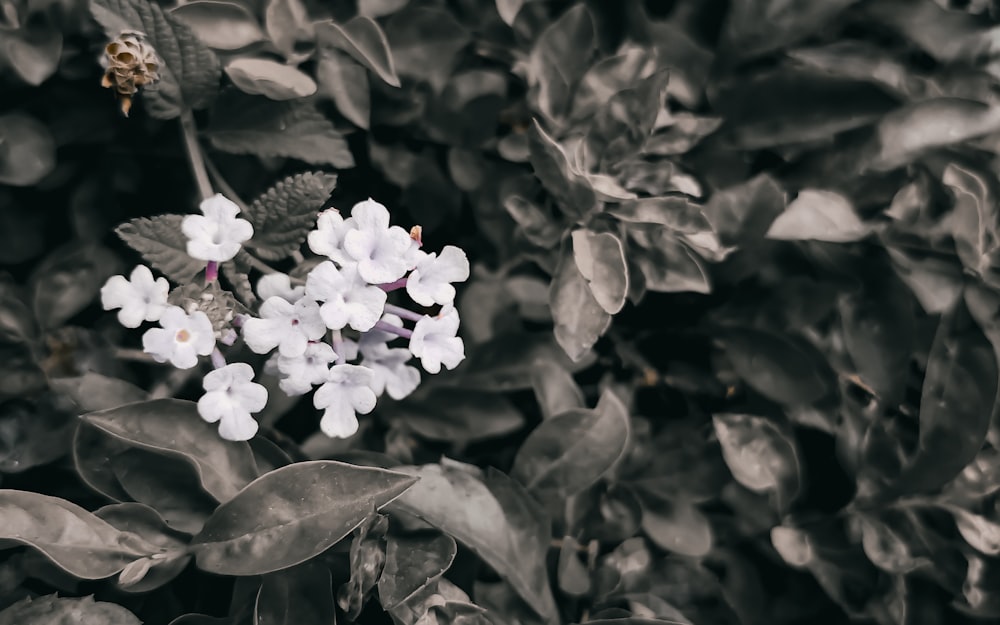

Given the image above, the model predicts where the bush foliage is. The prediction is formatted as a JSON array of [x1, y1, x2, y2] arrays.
[[3, 0, 1000, 623]]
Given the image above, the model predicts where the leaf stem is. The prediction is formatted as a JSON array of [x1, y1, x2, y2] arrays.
[[180, 108, 213, 201], [204, 156, 250, 213]]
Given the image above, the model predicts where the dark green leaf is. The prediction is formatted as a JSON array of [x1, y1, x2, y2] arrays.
[[31, 242, 118, 330], [451, 332, 597, 391], [171, 1, 266, 50], [528, 4, 595, 121], [91, 0, 220, 116], [528, 120, 596, 218], [585, 70, 669, 167], [713, 413, 801, 513], [378, 533, 457, 609], [765, 190, 870, 243], [51, 373, 148, 412], [0, 112, 55, 186], [0, 23, 62, 86], [719, 0, 859, 62], [318, 16, 399, 87], [96, 502, 192, 591], [944, 163, 1000, 284], [702, 174, 786, 246], [530, 359, 584, 420], [503, 195, 562, 248], [639, 496, 713, 558], [626, 225, 711, 294], [317, 49, 370, 129], [550, 244, 611, 362], [609, 196, 711, 234], [111, 448, 217, 534], [571, 229, 628, 315], [255, 562, 336, 625], [389, 388, 524, 443], [557, 536, 590, 596], [191, 460, 416, 575], [864, 0, 992, 63], [244, 172, 337, 260], [384, 6, 468, 88], [116, 214, 205, 284], [720, 327, 835, 405], [0, 595, 141, 625]]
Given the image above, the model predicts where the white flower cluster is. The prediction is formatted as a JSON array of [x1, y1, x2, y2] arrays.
[[100, 194, 469, 443]]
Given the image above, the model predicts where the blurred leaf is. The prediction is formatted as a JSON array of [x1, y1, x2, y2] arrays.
[[572, 229, 628, 315], [384, 6, 468, 89], [225, 58, 317, 100], [31, 242, 118, 330], [0, 193, 44, 264], [787, 40, 919, 96], [191, 460, 416, 575], [91, 0, 220, 117], [765, 190, 870, 243], [528, 3, 595, 121], [719, 0, 859, 61], [712, 413, 801, 512], [504, 195, 562, 248], [244, 171, 336, 260], [855, 514, 927, 574], [0, 112, 55, 186], [0, 23, 62, 86], [51, 373, 148, 412], [585, 70, 669, 168], [388, 462, 557, 621], [389, 388, 525, 444], [207, 97, 354, 168], [378, 533, 457, 609], [512, 388, 629, 497], [116, 214, 204, 284], [627, 225, 711, 293], [528, 121, 596, 218], [550, 243, 611, 362], [609, 196, 710, 233], [171, 1, 266, 50], [0, 396, 74, 473], [265, 0, 313, 59], [256, 561, 336, 625], [74, 422, 132, 501], [770, 525, 814, 568], [317, 49, 370, 128], [702, 174, 786, 246], [318, 16, 400, 87], [720, 327, 835, 405], [0, 595, 141, 625], [530, 359, 584, 420], [82, 398, 258, 502], [359, 0, 409, 18], [887, 247, 963, 314], [944, 163, 1000, 284], [0, 489, 158, 579], [639, 496, 713, 558], [427, 70, 508, 147], [864, 0, 994, 63], [948, 506, 1000, 555], [452, 331, 596, 391]]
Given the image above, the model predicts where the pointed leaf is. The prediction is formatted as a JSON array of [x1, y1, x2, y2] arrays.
[[766, 190, 870, 243], [191, 460, 416, 575], [317, 16, 399, 87], [244, 171, 337, 260], [116, 214, 204, 284]]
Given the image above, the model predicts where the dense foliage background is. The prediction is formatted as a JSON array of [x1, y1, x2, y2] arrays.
[[5, 0, 1000, 623]]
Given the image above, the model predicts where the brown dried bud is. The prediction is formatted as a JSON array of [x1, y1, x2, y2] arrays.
[[101, 31, 160, 116]]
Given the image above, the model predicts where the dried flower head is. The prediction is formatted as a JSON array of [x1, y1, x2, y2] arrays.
[[100, 31, 160, 116]]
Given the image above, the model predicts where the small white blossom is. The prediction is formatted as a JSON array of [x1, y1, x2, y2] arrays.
[[101, 265, 170, 328], [409, 306, 465, 374], [141, 306, 215, 369], [314, 364, 377, 438], [275, 341, 337, 396], [406, 245, 470, 306], [305, 261, 387, 332], [362, 342, 420, 400], [242, 296, 327, 358], [256, 272, 304, 303], [198, 363, 267, 441], [182, 194, 254, 262], [342, 199, 414, 284], [307, 209, 356, 266]]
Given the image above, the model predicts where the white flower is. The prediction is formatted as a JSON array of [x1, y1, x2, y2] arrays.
[[275, 341, 337, 396], [198, 363, 267, 441], [100, 265, 170, 328], [362, 343, 420, 400], [305, 261, 387, 332], [182, 194, 254, 262], [406, 245, 470, 306], [141, 306, 215, 369], [256, 272, 304, 303], [307, 209, 356, 266], [409, 306, 465, 374], [242, 296, 327, 358], [314, 364, 377, 438], [342, 199, 414, 284]]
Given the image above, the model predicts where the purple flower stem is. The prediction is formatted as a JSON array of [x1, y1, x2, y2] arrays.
[[205, 261, 219, 284], [331, 330, 347, 365], [374, 320, 413, 340], [210, 348, 227, 369], [378, 277, 408, 292], [384, 303, 423, 322]]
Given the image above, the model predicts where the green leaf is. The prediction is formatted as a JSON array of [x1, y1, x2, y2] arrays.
[[378, 533, 457, 610], [244, 172, 337, 260], [387, 463, 557, 622], [384, 6, 468, 89], [528, 120, 596, 218], [111, 448, 218, 534], [451, 331, 597, 391], [82, 399, 259, 502], [864, 0, 992, 63], [317, 16, 400, 87], [74, 421, 132, 501], [585, 70, 669, 167], [359, 0, 409, 18], [116, 214, 204, 284], [702, 174, 786, 246], [528, 4, 595, 121], [30, 242, 119, 330], [225, 58, 317, 100], [719, 0, 859, 62], [0, 490, 159, 579], [512, 388, 629, 497], [571, 229, 629, 315], [206, 97, 354, 168], [504, 195, 563, 248], [317, 49, 370, 129], [626, 225, 711, 294], [51, 373, 148, 413], [550, 243, 611, 362], [0, 112, 55, 186], [609, 196, 710, 233], [712, 413, 801, 513], [387, 388, 525, 444], [255, 562, 336, 625], [639, 496, 713, 558], [556, 536, 590, 596], [0, 595, 141, 625], [765, 190, 870, 243], [191, 460, 416, 575], [720, 327, 835, 405], [90, 0, 220, 117], [171, 1, 266, 50], [530, 359, 584, 420]]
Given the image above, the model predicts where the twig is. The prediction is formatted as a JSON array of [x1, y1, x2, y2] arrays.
[[179, 108, 213, 201]]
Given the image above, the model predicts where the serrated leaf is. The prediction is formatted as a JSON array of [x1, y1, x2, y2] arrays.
[[225, 58, 317, 100], [90, 0, 220, 117], [206, 97, 354, 168], [116, 214, 204, 284], [0, 595, 141, 625], [317, 16, 400, 87], [243, 171, 337, 260]]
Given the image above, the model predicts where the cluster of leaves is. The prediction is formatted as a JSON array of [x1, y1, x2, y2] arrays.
[[8, 0, 1000, 623]]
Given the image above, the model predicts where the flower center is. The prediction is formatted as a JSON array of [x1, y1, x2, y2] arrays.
[[175, 329, 191, 343], [291, 318, 300, 326]]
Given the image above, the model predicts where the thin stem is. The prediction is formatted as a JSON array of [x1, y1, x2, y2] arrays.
[[210, 348, 227, 369], [179, 109, 213, 201], [384, 303, 423, 322], [114, 348, 160, 363], [205, 156, 250, 213], [379, 277, 408, 292], [331, 330, 347, 365], [205, 261, 219, 284], [374, 320, 413, 339]]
